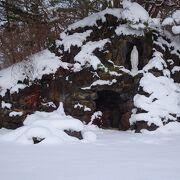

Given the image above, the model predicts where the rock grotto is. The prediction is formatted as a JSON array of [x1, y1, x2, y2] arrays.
[[0, 3, 180, 133]]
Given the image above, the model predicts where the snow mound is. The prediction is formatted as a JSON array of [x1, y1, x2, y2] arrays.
[[162, 17, 174, 26], [122, 1, 149, 23], [0, 103, 97, 145], [172, 10, 180, 24], [172, 26, 180, 35], [0, 50, 70, 96], [143, 51, 167, 71], [162, 10, 180, 35], [82, 131, 97, 142]]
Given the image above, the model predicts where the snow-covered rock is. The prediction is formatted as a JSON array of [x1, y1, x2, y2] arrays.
[[0, 103, 96, 145], [131, 47, 180, 131], [57, 30, 92, 52], [122, 1, 149, 23], [0, 2, 179, 133], [172, 10, 180, 24], [172, 26, 180, 35], [0, 49, 70, 96]]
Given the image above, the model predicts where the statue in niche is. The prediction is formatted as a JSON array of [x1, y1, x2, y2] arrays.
[[130, 45, 139, 76]]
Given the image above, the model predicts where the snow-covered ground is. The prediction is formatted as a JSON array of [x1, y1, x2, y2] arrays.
[[0, 123, 180, 180], [0, 2, 180, 179]]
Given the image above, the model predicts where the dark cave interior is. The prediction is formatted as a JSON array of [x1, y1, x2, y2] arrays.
[[94, 90, 130, 130]]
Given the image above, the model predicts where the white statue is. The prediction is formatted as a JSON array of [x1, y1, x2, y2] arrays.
[[130, 45, 139, 76]]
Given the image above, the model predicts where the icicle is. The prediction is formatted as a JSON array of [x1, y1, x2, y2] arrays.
[[130, 45, 139, 76]]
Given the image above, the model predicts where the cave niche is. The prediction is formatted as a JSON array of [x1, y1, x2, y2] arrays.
[[94, 90, 131, 130], [125, 38, 145, 71]]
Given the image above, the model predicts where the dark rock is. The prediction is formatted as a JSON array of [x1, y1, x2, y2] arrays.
[[32, 137, 45, 144], [64, 130, 83, 140], [133, 121, 158, 133]]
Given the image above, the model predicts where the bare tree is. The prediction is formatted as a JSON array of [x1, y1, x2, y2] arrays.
[[0, 0, 74, 68], [135, 0, 179, 18]]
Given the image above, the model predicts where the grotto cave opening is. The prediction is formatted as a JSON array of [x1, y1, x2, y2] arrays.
[[94, 90, 131, 130]]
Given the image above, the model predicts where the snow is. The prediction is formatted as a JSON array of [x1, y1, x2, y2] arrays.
[[122, 1, 149, 23], [73, 39, 109, 72], [90, 111, 103, 124], [115, 24, 144, 36], [0, 4, 180, 178], [9, 83, 27, 94], [0, 126, 180, 180], [109, 70, 122, 76], [82, 79, 117, 90], [68, 8, 122, 30], [167, 59, 174, 65], [130, 36, 180, 127], [162, 17, 174, 26], [131, 73, 180, 126], [172, 25, 180, 34], [143, 51, 167, 72], [57, 30, 92, 52], [130, 45, 139, 75], [23, 105, 84, 132], [84, 106, 91, 112], [82, 131, 97, 142], [148, 18, 161, 30], [162, 10, 180, 34], [156, 32, 180, 58], [1, 101, 12, 109], [9, 111, 23, 117], [142, 122, 180, 135], [41, 102, 56, 108], [0, 103, 96, 145], [0, 50, 70, 96], [172, 10, 180, 24], [74, 103, 83, 109], [172, 66, 180, 74], [74, 103, 91, 112], [68, 1, 149, 33], [154, 40, 166, 51]]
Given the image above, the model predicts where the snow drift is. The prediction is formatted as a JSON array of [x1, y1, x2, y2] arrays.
[[0, 103, 97, 145]]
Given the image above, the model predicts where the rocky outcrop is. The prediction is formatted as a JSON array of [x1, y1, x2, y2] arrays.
[[0, 4, 179, 132], [130, 31, 180, 132]]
